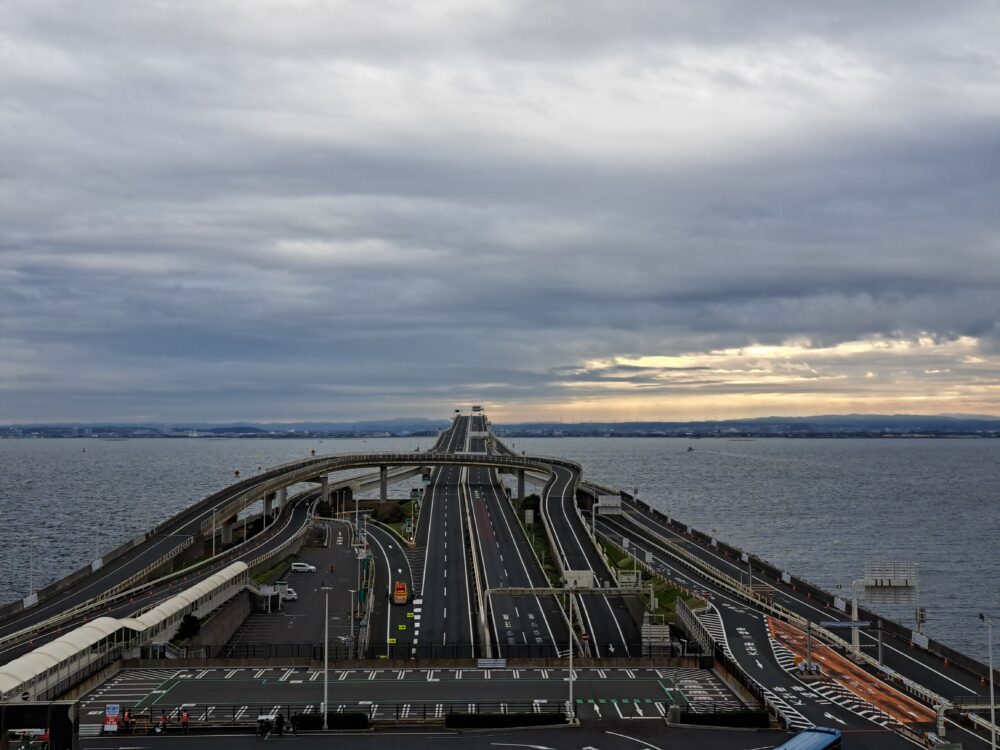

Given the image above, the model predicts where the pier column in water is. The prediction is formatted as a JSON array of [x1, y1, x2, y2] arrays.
[[518, 469, 525, 501], [380, 466, 388, 502]]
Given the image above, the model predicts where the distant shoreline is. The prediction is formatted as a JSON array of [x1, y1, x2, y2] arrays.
[[2, 431, 996, 440]]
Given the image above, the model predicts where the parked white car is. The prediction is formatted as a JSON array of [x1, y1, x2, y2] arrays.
[[290, 562, 316, 573], [282, 587, 298, 602]]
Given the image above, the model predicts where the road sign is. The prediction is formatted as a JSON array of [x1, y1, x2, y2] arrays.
[[819, 620, 871, 629], [581, 633, 590, 642], [104, 704, 120, 734]]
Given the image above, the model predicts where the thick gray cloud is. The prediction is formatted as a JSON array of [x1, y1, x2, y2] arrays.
[[2, 1, 999, 422]]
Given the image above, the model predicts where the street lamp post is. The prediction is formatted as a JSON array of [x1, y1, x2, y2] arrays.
[[322, 584, 332, 730], [567, 588, 575, 722], [982, 613, 996, 750], [28, 538, 35, 596], [850, 579, 863, 657], [349, 589, 356, 661], [212, 508, 217, 557]]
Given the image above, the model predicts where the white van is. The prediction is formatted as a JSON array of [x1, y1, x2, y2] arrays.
[[282, 588, 298, 602], [290, 562, 316, 573]]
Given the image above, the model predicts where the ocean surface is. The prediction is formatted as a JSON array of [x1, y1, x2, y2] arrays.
[[1, 436, 997, 662]]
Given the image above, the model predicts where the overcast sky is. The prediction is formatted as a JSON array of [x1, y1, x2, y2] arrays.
[[2, 1, 999, 423]]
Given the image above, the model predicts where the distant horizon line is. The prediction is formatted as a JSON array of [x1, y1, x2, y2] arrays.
[[4, 411, 1000, 428]]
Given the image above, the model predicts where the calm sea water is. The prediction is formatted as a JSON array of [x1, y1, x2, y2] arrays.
[[1, 437, 997, 662]]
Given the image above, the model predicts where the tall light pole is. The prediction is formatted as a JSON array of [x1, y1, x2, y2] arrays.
[[212, 508, 217, 557], [322, 584, 332, 730], [567, 588, 575, 722], [982, 613, 996, 750], [348, 589, 356, 661], [851, 579, 863, 657], [28, 537, 35, 596]]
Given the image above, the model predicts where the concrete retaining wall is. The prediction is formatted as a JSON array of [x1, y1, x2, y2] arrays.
[[185, 591, 252, 657]]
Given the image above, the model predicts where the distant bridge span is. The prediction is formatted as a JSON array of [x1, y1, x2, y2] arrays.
[[202, 451, 583, 536]]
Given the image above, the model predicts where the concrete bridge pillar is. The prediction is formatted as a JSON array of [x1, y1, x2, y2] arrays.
[[278, 487, 287, 505], [518, 469, 525, 502], [264, 492, 275, 520], [380, 466, 388, 502], [221, 516, 237, 545], [320, 475, 330, 506]]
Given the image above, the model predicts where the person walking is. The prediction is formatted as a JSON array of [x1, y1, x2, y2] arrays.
[[158, 711, 168, 733], [275, 712, 284, 736], [180, 708, 190, 734]]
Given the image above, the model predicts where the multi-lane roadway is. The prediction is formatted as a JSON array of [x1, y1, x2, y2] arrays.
[[594, 510, 994, 749]]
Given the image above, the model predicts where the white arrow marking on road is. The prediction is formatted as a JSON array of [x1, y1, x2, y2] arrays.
[[823, 712, 847, 726], [756, 659, 763, 669]]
